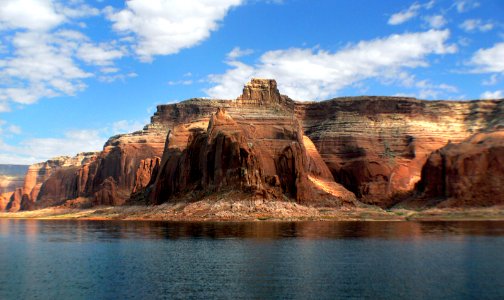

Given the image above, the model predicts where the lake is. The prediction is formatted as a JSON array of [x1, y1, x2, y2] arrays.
[[1, 219, 504, 299]]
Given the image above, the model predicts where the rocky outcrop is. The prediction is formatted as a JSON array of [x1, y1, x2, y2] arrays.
[[296, 97, 504, 206], [149, 107, 356, 206], [21, 153, 97, 205], [412, 130, 504, 207], [132, 157, 160, 193], [5, 188, 23, 212], [0, 165, 28, 194], [14, 153, 98, 210], [6, 78, 504, 211]]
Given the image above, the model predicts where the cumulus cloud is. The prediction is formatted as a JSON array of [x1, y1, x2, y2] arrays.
[[0, 0, 65, 31], [469, 42, 504, 73], [0, 0, 100, 31], [0, 1, 131, 107], [106, 0, 243, 61], [460, 19, 494, 32], [206, 30, 457, 100], [480, 90, 503, 99], [0, 31, 92, 104]]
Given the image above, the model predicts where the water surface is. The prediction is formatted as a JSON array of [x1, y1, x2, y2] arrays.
[[1, 219, 504, 299]]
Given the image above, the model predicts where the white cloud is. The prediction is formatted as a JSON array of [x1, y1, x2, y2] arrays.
[[0, 0, 99, 32], [106, 0, 244, 62], [0, 120, 21, 136], [0, 101, 9, 112], [112, 120, 145, 134], [77, 42, 125, 66], [415, 80, 458, 99], [168, 80, 193, 86], [207, 30, 457, 100], [454, 0, 480, 13], [388, 3, 421, 25], [98, 72, 137, 83], [0, 1, 131, 107], [0, 31, 92, 104], [460, 19, 494, 32], [7, 124, 21, 134], [469, 42, 504, 73], [0, 128, 102, 164], [100, 67, 119, 74], [0, 0, 64, 31], [0, 118, 154, 164], [55, 2, 100, 19], [17, 129, 104, 161], [480, 90, 503, 99], [483, 74, 499, 86], [424, 15, 447, 29], [227, 47, 254, 59]]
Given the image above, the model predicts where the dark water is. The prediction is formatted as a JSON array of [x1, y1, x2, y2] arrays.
[[1, 220, 504, 299]]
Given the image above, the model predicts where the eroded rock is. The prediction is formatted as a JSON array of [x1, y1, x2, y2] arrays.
[[413, 130, 504, 207]]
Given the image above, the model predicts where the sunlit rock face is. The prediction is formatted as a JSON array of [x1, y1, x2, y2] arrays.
[[237, 78, 282, 106], [149, 107, 356, 207], [411, 130, 504, 208], [9, 153, 98, 211], [7, 79, 504, 210], [296, 97, 504, 206]]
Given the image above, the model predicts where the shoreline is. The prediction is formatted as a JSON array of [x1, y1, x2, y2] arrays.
[[2, 201, 504, 222]]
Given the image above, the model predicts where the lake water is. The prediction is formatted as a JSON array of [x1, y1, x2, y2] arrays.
[[1, 220, 504, 299]]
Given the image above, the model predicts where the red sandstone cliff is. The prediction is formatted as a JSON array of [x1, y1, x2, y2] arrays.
[[4, 79, 503, 211], [409, 130, 504, 208], [296, 97, 504, 206], [148, 107, 356, 206]]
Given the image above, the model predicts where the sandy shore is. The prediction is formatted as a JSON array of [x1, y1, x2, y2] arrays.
[[2, 198, 504, 222]]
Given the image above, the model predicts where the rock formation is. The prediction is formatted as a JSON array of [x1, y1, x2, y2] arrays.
[[0, 165, 28, 201], [297, 97, 504, 206], [411, 130, 504, 207], [149, 107, 356, 206], [3, 79, 503, 211]]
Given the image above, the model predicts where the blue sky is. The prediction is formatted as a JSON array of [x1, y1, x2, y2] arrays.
[[0, 0, 503, 164]]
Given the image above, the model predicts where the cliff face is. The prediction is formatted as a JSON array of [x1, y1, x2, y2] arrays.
[[0, 165, 28, 209], [149, 105, 356, 206], [411, 130, 504, 207], [297, 98, 504, 206], [6, 79, 504, 211]]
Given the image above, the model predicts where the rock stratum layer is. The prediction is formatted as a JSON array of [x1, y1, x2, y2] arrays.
[[3, 79, 503, 212]]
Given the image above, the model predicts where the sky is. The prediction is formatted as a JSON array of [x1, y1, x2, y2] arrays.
[[0, 0, 503, 164]]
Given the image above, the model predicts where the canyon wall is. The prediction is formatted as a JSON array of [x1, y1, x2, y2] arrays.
[[4, 79, 503, 211], [149, 105, 356, 207], [297, 97, 504, 206], [411, 130, 504, 208]]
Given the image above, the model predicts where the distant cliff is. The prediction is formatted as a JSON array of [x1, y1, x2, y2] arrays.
[[0, 165, 28, 210], [3, 79, 503, 212]]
